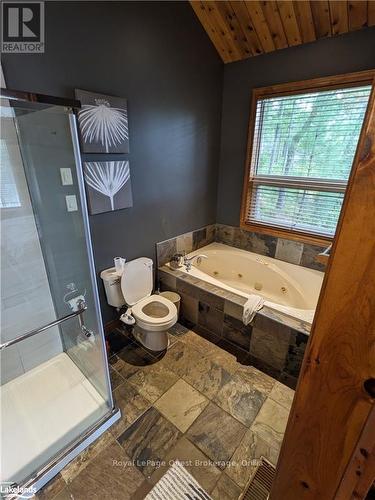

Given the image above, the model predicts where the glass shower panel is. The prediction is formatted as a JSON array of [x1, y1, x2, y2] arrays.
[[1, 104, 62, 384], [14, 104, 110, 398], [0, 98, 113, 488]]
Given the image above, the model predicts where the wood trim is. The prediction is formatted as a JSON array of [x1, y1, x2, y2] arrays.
[[251, 69, 375, 98], [240, 70, 375, 243], [334, 407, 375, 499], [240, 88, 258, 225], [315, 253, 330, 265], [269, 81, 375, 499]]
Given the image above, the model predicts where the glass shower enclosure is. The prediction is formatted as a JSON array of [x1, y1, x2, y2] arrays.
[[0, 90, 120, 497]]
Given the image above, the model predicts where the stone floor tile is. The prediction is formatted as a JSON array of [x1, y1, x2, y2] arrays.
[[131, 480, 154, 500], [225, 429, 279, 488], [68, 441, 143, 500], [182, 353, 232, 400], [109, 366, 125, 390], [51, 489, 73, 500], [235, 365, 276, 395], [61, 432, 114, 484], [110, 382, 151, 438], [211, 473, 242, 500], [150, 436, 221, 494], [250, 398, 290, 450], [168, 323, 190, 338], [268, 381, 295, 410], [154, 379, 209, 432], [186, 402, 246, 469], [181, 330, 239, 374], [35, 474, 66, 500], [126, 361, 178, 404], [106, 329, 134, 356], [167, 332, 179, 348], [117, 407, 182, 478], [214, 372, 266, 427], [37, 327, 291, 500], [156, 341, 197, 378]]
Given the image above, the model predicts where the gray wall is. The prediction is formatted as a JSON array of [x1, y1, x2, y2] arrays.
[[4, 3, 374, 326], [2, 1, 223, 323], [216, 27, 375, 226]]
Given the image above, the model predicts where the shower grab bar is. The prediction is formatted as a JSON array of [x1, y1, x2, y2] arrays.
[[0, 305, 87, 351]]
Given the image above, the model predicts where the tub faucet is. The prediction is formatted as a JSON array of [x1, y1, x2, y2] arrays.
[[184, 254, 208, 272], [170, 253, 184, 270]]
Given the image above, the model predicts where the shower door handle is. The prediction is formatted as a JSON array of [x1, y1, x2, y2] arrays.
[[0, 305, 88, 351]]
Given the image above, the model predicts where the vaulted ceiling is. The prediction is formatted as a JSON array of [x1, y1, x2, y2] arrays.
[[190, 1, 375, 63]]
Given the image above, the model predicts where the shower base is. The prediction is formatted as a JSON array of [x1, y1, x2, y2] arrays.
[[1, 352, 111, 487]]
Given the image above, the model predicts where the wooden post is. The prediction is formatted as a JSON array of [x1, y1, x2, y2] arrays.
[[269, 82, 375, 499]]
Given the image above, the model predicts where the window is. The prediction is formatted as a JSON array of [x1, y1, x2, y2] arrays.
[[241, 73, 372, 242]]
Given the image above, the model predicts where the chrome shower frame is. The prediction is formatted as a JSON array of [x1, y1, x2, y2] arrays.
[[0, 88, 120, 498]]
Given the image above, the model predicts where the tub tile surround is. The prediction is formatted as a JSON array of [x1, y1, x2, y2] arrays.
[[216, 224, 327, 272], [156, 223, 327, 272], [158, 265, 312, 339], [275, 238, 304, 265], [156, 224, 216, 267], [158, 266, 308, 388], [155, 222, 325, 385], [35, 325, 294, 500]]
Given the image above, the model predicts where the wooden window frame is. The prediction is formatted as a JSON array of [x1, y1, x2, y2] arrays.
[[240, 69, 375, 247], [269, 78, 375, 500]]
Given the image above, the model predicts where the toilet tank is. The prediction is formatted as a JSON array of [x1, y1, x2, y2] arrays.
[[100, 267, 126, 308]]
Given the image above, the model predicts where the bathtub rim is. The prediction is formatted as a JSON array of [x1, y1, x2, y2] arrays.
[[158, 263, 312, 336]]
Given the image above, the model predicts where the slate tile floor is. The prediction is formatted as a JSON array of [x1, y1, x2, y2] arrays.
[[35, 323, 294, 500]]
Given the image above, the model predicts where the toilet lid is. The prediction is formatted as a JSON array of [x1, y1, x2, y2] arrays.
[[120, 257, 153, 306], [132, 295, 177, 325]]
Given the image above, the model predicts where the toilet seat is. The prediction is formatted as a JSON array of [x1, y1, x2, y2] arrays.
[[132, 294, 177, 330], [119, 257, 177, 340]]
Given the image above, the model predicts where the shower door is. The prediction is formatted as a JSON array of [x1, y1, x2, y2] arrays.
[[0, 94, 116, 493]]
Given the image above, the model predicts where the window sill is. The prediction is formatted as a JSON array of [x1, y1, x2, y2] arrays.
[[240, 221, 333, 247]]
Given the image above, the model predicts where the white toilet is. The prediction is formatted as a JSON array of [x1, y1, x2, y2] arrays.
[[101, 257, 178, 351]]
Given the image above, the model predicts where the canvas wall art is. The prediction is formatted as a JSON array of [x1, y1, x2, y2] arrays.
[[83, 160, 133, 215], [75, 89, 129, 153]]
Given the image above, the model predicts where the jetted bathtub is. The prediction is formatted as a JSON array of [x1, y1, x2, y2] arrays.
[[171, 242, 324, 324]]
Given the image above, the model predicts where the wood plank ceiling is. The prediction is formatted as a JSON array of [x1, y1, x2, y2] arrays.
[[190, 1, 375, 63]]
